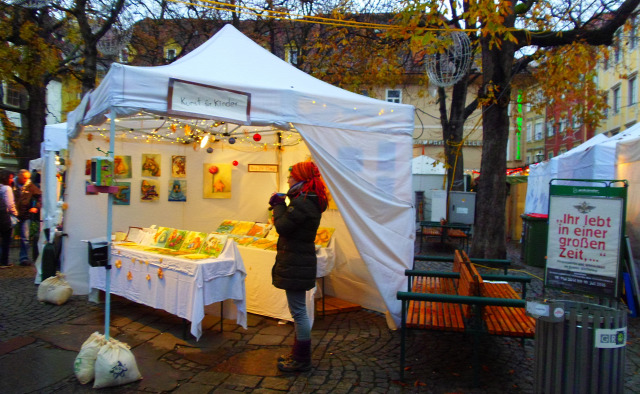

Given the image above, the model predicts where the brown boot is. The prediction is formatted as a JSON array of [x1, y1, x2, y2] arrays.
[[277, 339, 311, 372]]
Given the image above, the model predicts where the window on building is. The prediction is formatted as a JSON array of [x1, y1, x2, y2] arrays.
[[613, 86, 621, 113], [630, 74, 638, 105], [547, 120, 555, 137], [286, 48, 298, 65], [386, 89, 401, 103], [119, 48, 129, 63], [614, 30, 622, 63], [559, 148, 568, 155], [5, 83, 23, 108], [526, 155, 532, 165], [534, 121, 543, 140], [632, 16, 639, 50], [603, 56, 609, 70], [572, 114, 582, 129], [548, 152, 554, 160], [603, 92, 609, 118], [559, 118, 567, 134], [526, 123, 532, 142], [166, 48, 176, 61]]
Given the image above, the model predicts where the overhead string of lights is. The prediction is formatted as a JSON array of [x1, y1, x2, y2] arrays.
[[88, 112, 303, 152]]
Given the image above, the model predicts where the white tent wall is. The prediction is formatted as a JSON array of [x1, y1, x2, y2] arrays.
[[59, 133, 389, 314], [616, 136, 640, 258]]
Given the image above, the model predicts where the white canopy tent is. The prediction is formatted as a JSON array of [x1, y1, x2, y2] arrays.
[[40, 24, 416, 328], [525, 123, 640, 257]]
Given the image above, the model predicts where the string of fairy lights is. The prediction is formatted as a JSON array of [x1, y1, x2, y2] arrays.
[[86, 111, 304, 152]]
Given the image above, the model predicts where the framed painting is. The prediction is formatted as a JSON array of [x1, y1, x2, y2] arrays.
[[141, 153, 161, 177]]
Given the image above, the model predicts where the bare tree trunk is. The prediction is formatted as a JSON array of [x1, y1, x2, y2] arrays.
[[471, 20, 516, 259], [20, 83, 47, 169]]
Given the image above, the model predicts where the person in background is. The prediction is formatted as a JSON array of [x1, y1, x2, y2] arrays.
[[13, 169, 41, 266], [268, 161, 328, 372], [0, 170, 18, 268]]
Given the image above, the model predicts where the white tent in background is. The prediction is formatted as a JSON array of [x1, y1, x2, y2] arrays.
[[40, 24, 416, 328], [525, 122, 640, 257], [411, 155, 446, 222]]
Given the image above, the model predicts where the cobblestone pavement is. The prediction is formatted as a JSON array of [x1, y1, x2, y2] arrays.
[[0, 242, 638, 393]]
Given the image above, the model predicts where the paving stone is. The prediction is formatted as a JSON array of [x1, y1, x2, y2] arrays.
[[191, 370, 230, 385], [0, 345, 76, 393], [222, 373, 262, 388], [247, 334, 284, 346], [31, 323, 117, 352], [257, 325, 292, 336], [212, 348, 282, 376], [260, 376, 292, 390], [173, 381, 217, 393], [135, 353, 196, 392], [0, 336, 35, 356]]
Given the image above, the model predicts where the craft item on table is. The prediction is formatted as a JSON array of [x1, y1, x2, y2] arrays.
[[215, 220, 237, 234], [230, 221, 256, 236], [117, 242, 138, 247], [159, 249, 189, 256], [235, 236, 258, 246], [164, 229, 188, 250], [179, 231, 208, 253], [265, 242, 278, 251], [265, 226, 279, 240], [314, 227, 335, 247], [138, 227, 158, 245], [246, 222, 272, 238], [248, 238, 278, 250], [200, 233, 228, 257], [124, 227, 144, 243], [181, 253, 211, 260], [151, 227, 173, 247]]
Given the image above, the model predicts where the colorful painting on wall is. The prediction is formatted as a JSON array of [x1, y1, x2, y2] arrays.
[[114, 155, 132, 178], [85, 160, 91, 176], [168, 180, 187, 202], [113, 182, 131, 205], [203, 163, 231, 199], [141, 179, 160, 202], [172, 155, 186, 178], [141, 153, 161, 177]]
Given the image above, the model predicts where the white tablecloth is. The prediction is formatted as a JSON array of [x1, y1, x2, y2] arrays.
[[238, 240, 335, 322], [89, 239, 247, 340]]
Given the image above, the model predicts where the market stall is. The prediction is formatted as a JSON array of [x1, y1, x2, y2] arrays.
[[41, 24, 416, 328]]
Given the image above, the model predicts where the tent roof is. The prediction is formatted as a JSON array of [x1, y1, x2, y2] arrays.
[[412, 155, 446, 175], [67, 24, 414, 139]]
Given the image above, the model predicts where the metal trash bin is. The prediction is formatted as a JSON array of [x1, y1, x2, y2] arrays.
[[521, 213, 548, 267], [529, 300, 627, 393]]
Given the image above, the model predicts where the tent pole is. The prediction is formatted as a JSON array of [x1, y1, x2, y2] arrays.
[[104, 109, 116, 339], [276, 132, 282, 191]]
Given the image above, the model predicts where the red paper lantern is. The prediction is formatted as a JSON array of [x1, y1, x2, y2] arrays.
[[208, 165, 219, 174], [232, 160, 239, 166], [253, 133, 262, 141]]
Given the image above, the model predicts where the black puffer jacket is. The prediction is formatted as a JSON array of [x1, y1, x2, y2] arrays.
[[271, 191, 322, 291]]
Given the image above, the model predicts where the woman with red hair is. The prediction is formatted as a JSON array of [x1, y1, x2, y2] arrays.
[[268, 161, 328, 372]]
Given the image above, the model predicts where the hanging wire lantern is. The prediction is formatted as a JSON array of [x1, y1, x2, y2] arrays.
[[425, 31, 473, 88], [14, 0, 47, 8], [97, 27, 132, 56]]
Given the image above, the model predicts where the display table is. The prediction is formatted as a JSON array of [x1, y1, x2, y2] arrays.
[[238, 240, 335, 322], [89, 239, 247, 340]]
